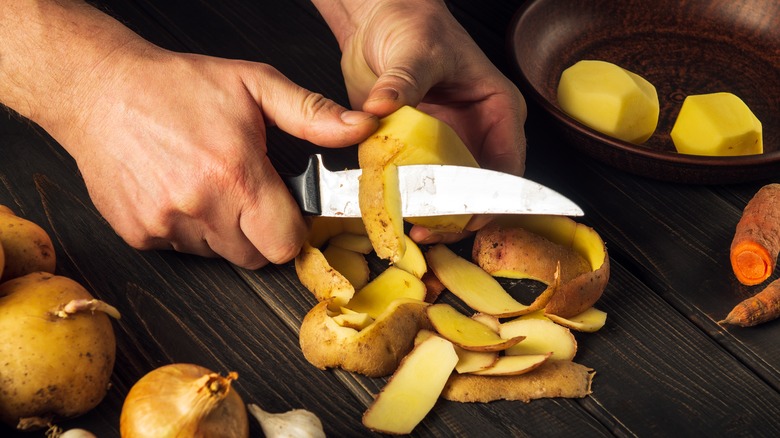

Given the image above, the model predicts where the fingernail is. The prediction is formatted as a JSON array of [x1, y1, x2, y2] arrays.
[[340, 110, 374, 125], [368, 87, 399, 102], [419, 234, 443, 245]]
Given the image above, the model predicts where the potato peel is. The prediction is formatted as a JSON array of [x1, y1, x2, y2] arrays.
[[442, 361, 595, 403]]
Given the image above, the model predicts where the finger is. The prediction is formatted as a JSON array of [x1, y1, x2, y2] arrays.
[[245, 65, 378, 147], [238, 155, 308, 265], [409, 224, 474, 246], [202, 223, 270, 270], [361, 57, 439, 117]]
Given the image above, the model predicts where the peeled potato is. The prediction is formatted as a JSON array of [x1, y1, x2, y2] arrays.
[[671, 92, 762, 156], [0, 209, 56, 282], [558, 60, 659, 144], [0, 272, 119, 430]]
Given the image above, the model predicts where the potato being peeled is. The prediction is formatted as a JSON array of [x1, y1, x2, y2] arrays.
[[0, 272, 120, 430], [358, 106, 479, 261]]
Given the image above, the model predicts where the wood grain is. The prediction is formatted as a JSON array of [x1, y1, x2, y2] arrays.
[[0, 0, 778, 436]]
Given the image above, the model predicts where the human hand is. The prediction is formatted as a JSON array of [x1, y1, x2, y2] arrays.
[[318, 0, 528, 244], [50, 43, 378, 269]]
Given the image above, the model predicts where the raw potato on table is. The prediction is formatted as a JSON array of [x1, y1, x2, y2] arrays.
[[0, 206, 56, 282], [0, 272, 118, 430]]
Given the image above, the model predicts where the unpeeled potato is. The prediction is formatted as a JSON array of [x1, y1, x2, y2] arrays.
[[0, 272, 119, 430], [0, 207, 56, 282]]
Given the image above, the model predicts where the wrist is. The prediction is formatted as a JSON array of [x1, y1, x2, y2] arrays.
[[0, 1, 149, 144]]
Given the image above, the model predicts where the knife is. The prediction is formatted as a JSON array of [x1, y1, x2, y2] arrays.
[[284, 154, 583, 217]]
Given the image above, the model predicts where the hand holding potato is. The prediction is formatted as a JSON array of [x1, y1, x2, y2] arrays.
[[314, 0, 528, 243]]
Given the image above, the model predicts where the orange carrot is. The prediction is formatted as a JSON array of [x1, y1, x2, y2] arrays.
[[720, 278, 780, 327], [730, 184, 780, 286]]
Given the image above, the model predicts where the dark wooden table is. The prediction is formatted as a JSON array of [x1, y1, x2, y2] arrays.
[[3, 1, 780, 436]]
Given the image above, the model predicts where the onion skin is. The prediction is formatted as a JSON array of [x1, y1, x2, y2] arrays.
[[120, 363, 249, 438], [0, 272, 117, 430]]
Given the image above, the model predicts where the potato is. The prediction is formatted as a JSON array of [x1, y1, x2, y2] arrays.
[[558, 60, 659, 144], [394, 235, 426, 279], [362, 334, 458, 435], [500, 314, 578, 361], [346, 266, 426, 318], [442, 360, 595, 403], [546, 307, 608, 333], [0, 272, 118, 430], [473, 224, 590, 284], [474, 215, 610, 318], [426, 243, 533, 317], [0, 209, 56, 282], [328, 232, 373, 254], [468, 353, 551, 376], [671, 92, 762, 156], [358, 106, 479, 260], [322, 244, 369, 290], [295, 241, 355, 308], [0, 239, 4, 280], [426, 303, 524, 352], [299, 298, 432, 377]]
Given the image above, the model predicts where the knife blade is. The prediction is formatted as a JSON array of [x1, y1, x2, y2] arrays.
[[285, 154, 584, 217]]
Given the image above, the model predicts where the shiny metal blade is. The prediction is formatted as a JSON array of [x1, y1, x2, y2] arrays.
[[318, 163, 583, 218]]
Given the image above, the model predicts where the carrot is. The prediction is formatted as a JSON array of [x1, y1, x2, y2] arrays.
[[730, 184, 780, 286], [719, 278, 780, 327]]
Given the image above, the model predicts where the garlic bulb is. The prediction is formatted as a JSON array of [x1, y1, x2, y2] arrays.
[[248, 404, 325, 438]]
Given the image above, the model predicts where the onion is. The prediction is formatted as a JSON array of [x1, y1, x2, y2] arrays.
[[120, 363, 249, 438]]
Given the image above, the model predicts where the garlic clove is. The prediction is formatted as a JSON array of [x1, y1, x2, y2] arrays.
[[248, 404, 326, 438]]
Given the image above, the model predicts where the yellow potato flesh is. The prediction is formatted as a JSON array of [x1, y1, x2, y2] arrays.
[[362, 335, 458, 435], [558, 60, 659, 144], [469, 353, 551, 376], [427, 303, 523, 352], [322, 245, 369, 290], [671, 92, 762, 156], [332, 311, 374, 331], [426, 243, 530, 317], [546, 307, 607, 333], [358, 106, 479, 260], [346, 266, 426, 319], [394, 235, 427, 279], [299, 298, 431, 378], [500, 315, 577, 361], [328, 233, 373, 254]]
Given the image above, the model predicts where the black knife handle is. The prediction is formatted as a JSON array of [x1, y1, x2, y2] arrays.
[[283, 154, 322, 215]]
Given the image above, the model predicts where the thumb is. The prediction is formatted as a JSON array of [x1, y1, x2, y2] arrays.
[[249, 64, 378, 147], [361, 59, 438, 116]]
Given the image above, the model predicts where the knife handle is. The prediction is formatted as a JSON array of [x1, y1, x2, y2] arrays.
[[283, 154, 322, 215]]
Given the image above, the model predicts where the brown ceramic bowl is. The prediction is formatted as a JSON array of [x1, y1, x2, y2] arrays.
[[508, 0, 780, 184]]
